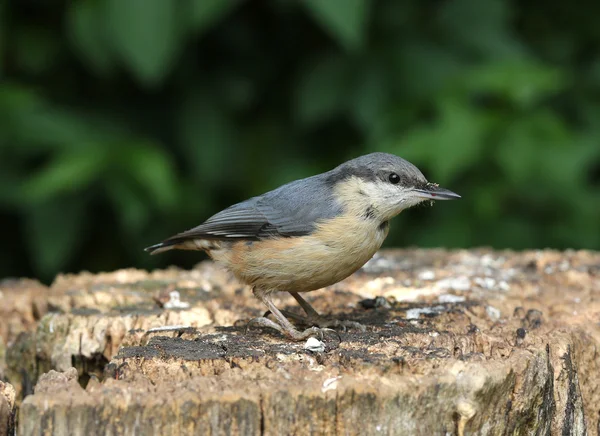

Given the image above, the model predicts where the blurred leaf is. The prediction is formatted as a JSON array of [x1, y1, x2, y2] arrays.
[[471, 184, 504, 219], [496, 112, 571, 188], [481, 218, 539, 249], [105, 0, 182, 85], [114, 143, 179, 211], [351, 64, 386, 132], [14, 27, 61, 75], [25, 199, 86, 277], [438, 0, 522, 58], [14, 109, 110, 151], [178, 92, 236, 184], [21, 148, 109, 202], [409, 210, 474, 248], [0, 86, 116, 152], [392, 97, 489, 183], [295, 56, 351, 125], [430, 99, 490, 182], [551, 191, 600, 248], [0, 4, 5, 78], [0, 162, 26, 207], [67, 0, 114, 74], [105, 178, 149, 232], [0, 85, 39, 134], [391, 41, 463, 100], [373, 1, 418, 34], [188, 0, 240, 35], [465, 61, 564, 107], [303, 0, 370, 51], [213, 74, 255, 111]]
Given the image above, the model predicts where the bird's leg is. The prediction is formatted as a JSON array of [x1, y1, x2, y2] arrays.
[[289, 292, 323, 318], [289, 292, 366, 332], [247, 288, 334, 341]]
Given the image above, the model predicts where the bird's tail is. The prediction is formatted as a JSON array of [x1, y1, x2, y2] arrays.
[[144, 237, 216, 255], [144, 241, 178, 255]]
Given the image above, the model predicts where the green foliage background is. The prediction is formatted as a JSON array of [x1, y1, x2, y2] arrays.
[[1, 0, 599, 283]]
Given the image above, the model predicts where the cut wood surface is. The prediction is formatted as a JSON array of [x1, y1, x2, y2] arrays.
[[1, 249, 598, 435]]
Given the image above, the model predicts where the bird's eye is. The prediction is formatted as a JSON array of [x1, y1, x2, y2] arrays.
[[388, 173, 400, 184]]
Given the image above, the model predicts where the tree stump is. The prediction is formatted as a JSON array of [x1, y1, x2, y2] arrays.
[[3, 249, 599, 435], [0, 381, 15, 436]]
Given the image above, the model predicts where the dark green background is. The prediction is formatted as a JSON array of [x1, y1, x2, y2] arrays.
[[2, 0, 599, 283]]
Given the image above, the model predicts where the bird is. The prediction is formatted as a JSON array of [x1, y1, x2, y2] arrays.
[[145, 152, 460, 340]]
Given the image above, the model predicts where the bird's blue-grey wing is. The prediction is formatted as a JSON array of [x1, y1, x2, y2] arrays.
[[159, 174, 342, 243]]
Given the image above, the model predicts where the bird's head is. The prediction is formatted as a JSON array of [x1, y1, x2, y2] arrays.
[[328, 152, 460, 221]]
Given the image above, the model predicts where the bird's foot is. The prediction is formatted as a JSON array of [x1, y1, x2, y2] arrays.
[[286, 292, 366, 333], [246, 316, 336, 341], [308, 317, 366, 333], [279, 309, 366, 333]]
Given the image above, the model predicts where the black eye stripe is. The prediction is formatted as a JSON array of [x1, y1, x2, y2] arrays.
[[388, 173, 400, 184]]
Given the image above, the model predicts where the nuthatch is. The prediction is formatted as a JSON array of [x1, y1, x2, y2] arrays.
[[146, 153, 460, 340]]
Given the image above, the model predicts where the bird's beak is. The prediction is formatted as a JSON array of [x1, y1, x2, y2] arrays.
[[413, 186, 461, 200]]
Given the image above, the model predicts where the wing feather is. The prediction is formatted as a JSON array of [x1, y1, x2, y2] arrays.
[[157, 174, 343, 246]]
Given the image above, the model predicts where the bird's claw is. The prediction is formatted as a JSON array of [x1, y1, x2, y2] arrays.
[[246, 318, 339, 341], [307, 317, 366, 333], [287, 326, 339, 341], [246, 316, 283, 335]]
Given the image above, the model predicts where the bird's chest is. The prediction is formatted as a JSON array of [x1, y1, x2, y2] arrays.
[[278, 214, 389, 291], [312, 214, 389, 264], [216, 214, 390, 293]]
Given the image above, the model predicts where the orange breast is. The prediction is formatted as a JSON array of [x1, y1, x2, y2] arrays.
[[210, 214, 388, 293]]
